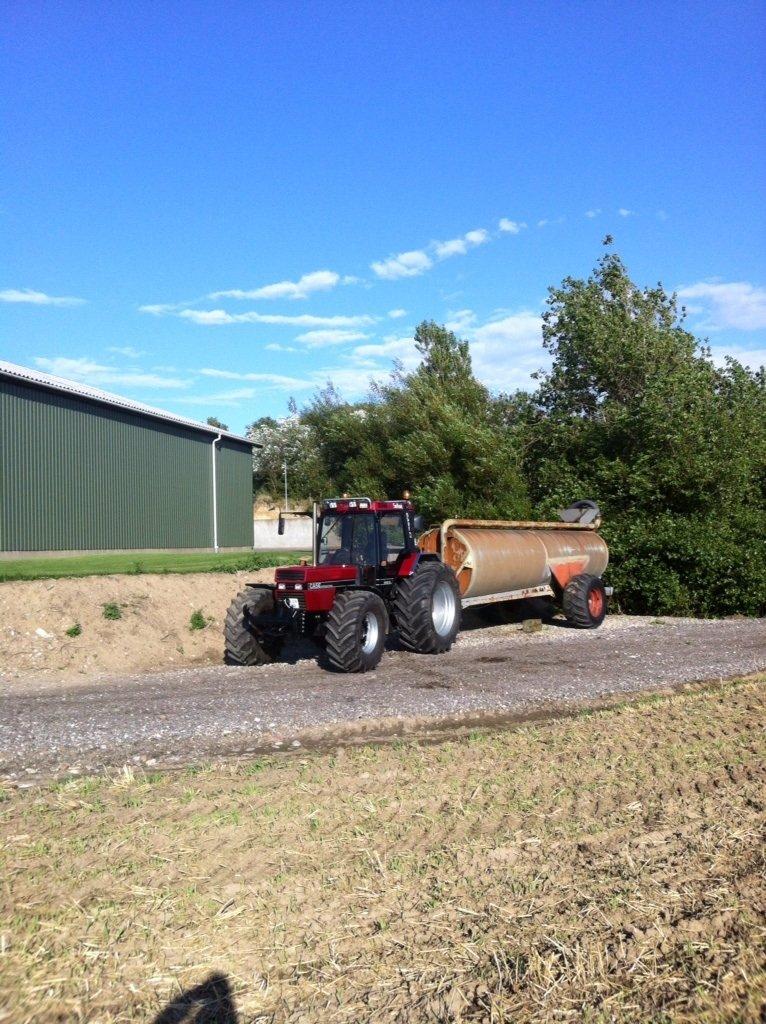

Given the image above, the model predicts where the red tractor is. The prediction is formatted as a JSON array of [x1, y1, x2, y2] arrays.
[[224, 496, 461, 673]]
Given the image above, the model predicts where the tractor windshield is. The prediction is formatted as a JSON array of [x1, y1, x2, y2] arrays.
[[318, 512, 377, 566]]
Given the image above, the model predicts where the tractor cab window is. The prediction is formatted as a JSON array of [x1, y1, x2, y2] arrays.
[[318, 513, 377, 567], [379, 512, 407, 565]]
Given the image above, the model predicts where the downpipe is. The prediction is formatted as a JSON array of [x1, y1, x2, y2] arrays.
[[211, 432, 222, 552]]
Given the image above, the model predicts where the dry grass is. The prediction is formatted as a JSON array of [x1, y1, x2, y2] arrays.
[[1, 678, 764, 1023]]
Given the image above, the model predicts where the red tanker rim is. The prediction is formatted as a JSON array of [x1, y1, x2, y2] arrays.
[[588, 587, 605, 618]]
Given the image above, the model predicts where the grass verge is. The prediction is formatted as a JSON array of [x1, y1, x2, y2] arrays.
[[0, 549, 308, 582], [1, 677, 764, 1022]]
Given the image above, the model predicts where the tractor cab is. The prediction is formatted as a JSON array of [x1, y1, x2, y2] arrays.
[[273, 498, 425, 605], [315, 497, 422, 582]]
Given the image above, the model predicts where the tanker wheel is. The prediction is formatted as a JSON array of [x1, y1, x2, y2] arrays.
[[224, 587, 284, 665], [325, 590, 387, 673], [562, 574, 607, 629], [393, 561, 461, 654]]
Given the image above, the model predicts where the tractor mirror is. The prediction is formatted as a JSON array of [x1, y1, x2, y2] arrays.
[[277, 515, 285, 536], [413, 514, 424, 533]]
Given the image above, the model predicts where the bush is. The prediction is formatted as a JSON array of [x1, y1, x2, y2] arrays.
[[102, 602, 122, 620], [189, 610, 207, 631], [604, 512, 766, 617]]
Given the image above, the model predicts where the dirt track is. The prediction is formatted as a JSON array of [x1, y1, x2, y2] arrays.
[[2, 615, 764, 785]]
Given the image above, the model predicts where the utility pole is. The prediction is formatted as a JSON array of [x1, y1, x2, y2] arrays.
[[283, 460, 288, 513]]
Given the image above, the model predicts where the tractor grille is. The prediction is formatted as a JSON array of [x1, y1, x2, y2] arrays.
[[276, 569, 306, 581]]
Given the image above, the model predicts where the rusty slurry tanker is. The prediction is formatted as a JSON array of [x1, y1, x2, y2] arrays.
[[224, 497, 610, 674]]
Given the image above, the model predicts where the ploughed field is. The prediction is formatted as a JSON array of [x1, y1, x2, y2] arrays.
[[1, 677, 764, 1023]]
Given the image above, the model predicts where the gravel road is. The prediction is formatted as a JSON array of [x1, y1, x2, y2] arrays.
[[2, 615, 764, 785]]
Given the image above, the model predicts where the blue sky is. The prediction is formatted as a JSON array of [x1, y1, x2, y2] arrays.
[[2, 1, 765, 434]]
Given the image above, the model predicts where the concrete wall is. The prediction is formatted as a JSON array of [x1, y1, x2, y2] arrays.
[[253, 517, 312, 551]]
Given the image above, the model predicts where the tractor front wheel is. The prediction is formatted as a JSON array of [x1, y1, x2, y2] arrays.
[[394, 561, 461, 654], [325, 590, 388, 673], [562, 574, 607, 629], [224, 587, 284, 665]]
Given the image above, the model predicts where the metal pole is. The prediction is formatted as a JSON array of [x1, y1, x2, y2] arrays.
[[283, 460, 288, 513]]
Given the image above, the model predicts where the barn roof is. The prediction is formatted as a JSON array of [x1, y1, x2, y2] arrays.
[[0, 360, 256, 446]]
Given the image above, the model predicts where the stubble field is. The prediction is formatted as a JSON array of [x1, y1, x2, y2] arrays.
[[1, 677, 764, 1023]]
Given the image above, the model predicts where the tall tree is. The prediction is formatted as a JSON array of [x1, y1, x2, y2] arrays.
[[514, 251, 766, 615], [303, 321, 530, 523]]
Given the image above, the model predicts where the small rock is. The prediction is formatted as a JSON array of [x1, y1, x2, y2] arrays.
[[35, 628, 53, 639], [521, 618, 543, 634]]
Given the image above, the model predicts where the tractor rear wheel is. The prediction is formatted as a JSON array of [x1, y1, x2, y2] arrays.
[[325, 590, 387, 673], [562, 573, 607, 629], [394, 561, 461, 654], [224, 587, 284, 665]]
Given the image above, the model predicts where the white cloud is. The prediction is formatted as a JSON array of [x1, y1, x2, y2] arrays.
[[139, 303, 181, 315], [678, 280, 766, 331], [33, 356, 189, 389], [388, 308, 407, 319], [351, 335, 420, 370], [537, 217, 565, 228], [434, 228, 489, 260], [200, 368, 312, 389], [370, 249, 433, 280], [618, 208, 634, 217], [585, 209, 601, 219], [295, 328, 370, 347], [371, 226, 492, 280], [177, 387, 260, 404], [464, 228, 489, 247], [178, 308, 234, 325], [498, 218, 526, 234], [470, 312, 546, 391], [445, 309, 477, 333], [265, 342, 299, 352], [1, 288, 85, 306], [708, 344, 766, 370], [175, 308, 377, 328], [210, 269, 341, 301], [434, 238, 469, 259], [108, 345, 145, 358]]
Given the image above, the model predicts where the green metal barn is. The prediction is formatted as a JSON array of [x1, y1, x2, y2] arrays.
[[0, 360, 255, 554]]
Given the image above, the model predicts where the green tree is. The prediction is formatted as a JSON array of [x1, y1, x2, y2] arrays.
[[247, 412, 331, 503], [205, 415, 229, 431], [514, 251, 766, 615], [303, 321, 530, 524]]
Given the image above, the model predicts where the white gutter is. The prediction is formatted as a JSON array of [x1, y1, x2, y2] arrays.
[[211, 432, 222, 552]]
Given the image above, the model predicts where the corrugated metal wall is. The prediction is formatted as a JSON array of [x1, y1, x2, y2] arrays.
[[0, 378, 253, 552], [216, 439, 255, 548]]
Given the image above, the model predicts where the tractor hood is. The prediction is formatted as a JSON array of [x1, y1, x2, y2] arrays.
[[274, 564, 358, 586]]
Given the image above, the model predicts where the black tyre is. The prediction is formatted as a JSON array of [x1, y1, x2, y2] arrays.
[[325, 590, 387, 673], [224, 587, 284, 665], [393, 560, 461, 654], [562, 573, 607, 629]]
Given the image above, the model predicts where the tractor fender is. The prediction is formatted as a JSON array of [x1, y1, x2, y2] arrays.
[[396, 551, 441, 578], [245, 582, 276, 592]]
